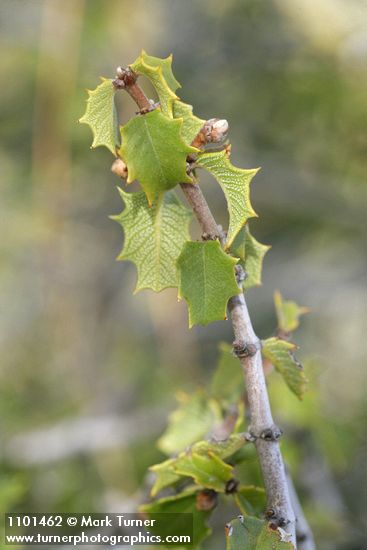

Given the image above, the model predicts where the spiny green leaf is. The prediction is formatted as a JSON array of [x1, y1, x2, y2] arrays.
[[210, 343, 244, 405], [140, 488, 212, 548], [111, 189, 191, 292], [234, 485, 266, 516], [274, 290, 309, 333], [226, 516, 293, 549], [138, 50, 181, 92], [79, 78, 119, 155], [230, 225, 270, 290], [196, 150, 258, 248], [174, 452, 233, 492], [151, 433, 247, 496], [191, 433, 247, 460], [177, 241, 240, 327], [157, 391, 221, 455], [120, 109, 197, 204], [262, 337, 307, 399], [173, 101, 204, 145], [150, 458, 182, 497], [130, 52, 179, 116]]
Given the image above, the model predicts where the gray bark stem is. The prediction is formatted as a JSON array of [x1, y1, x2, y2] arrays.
[[180, 185, 296, 546]]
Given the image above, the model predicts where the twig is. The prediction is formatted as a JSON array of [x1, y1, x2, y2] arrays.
[[115, 68, 297, 546], [182, 189, 296, 544]]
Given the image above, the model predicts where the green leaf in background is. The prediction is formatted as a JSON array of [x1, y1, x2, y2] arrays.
[[177, 241, 240, 327], [210, 343, 244, 405], [174, 452, 233, 492], [190, 433, 247, 461], [157, 391, 221, 455], [130, 52, 179, 116], [262, 337, 307, 399], [173, 101, 204, 145], [274, 290, 309, 333], [225, 516, 293, 549], [196, 150, 258, 248], [150, 458, 182, 497], [140, 488, 212, 548], [151, 433, 247, 496], [234, 485, 266, 516], [79, 78, 119, 155], [111, 189, 191, 292], [120, 109, 197, 204], [230, 225, 270, 290]]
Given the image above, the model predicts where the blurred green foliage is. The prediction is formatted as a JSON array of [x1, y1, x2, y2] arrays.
[[1, 0, 367, 548]]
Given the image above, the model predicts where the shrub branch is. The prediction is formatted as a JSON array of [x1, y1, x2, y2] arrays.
[[116, 67, 300, 546]]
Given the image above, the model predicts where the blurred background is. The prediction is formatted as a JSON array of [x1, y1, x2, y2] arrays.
[[1, 0, 367, 548]]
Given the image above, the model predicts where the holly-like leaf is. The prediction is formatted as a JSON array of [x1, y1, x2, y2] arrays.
[[138, 50, 181, 92], [234, 485, 266, 516], [177, 241, 240, 327], [151, 433, 247, 496], [196, 150, 258, 248], [150, 459, 182, 497], [111, 189, 191, 292], [191, 433, 247, 460], [130, 52, 179, 116], [173, 101, 204, 145], [230, 225, 270, 290], [210, 343, 244, 405], [157, 391, 221, 455], [119, 109, 197, 204], [174, 452, 233, 492], [140, 488, 212, 548], [225, 516, 293, 549], [79, 78, 119, 155], [274, 290, 309, 334], [262, 337, 307, 399]]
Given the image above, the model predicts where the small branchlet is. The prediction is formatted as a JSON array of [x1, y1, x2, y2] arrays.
[[113, 66, 152, 112], [113, 66, 137, 89]]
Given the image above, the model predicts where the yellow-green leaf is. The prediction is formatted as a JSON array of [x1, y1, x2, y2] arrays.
[[151, 433, 248, 496], [274, 290, 309, 333], [173, 100, 204, 145], [230, 225, 270, 290], [111, 189, 191, 292], [174, 452, 233, 492], [226, 516, 293, 549], [138, 50, 181, 92], [196, 150, 258, 248], [157, 391, 221, 455], [120, 109, 197, 204], [79, 78, 119, 155], [262, 337, 307, 399], [130, 52, 179, 116], [150, 458, 182, 497], [177, 241, 240, 327]]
